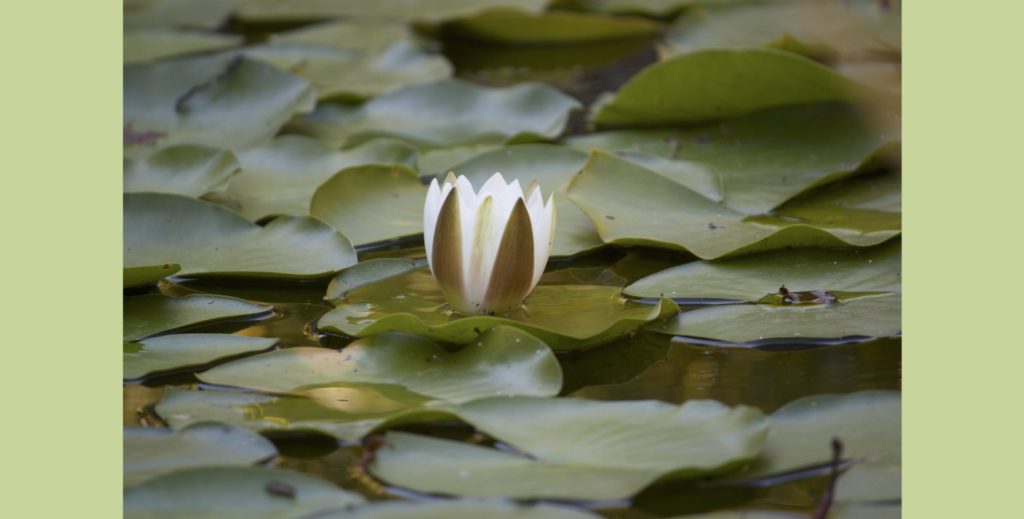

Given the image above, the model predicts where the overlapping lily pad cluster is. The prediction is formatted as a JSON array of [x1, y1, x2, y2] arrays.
[[123, 0, 901, 517]]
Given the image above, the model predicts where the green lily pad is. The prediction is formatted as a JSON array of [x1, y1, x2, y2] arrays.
[[235, 0, 547, 23], [123, 466, 364, 519], [226, 136, 417, 221], [664, 0, 900, 61], [320, 500, 602, 519], [582, 0, 710, 17], [198, 326, 562, 403], [269, 20, 421, 53], [418, 144, 503, 177], [835, 463, 902, 503], [625, 240, 901, 302], [290, 79, 581, 149], [567, 151, 897, 259], [124, 294, 273, 341], [155, 386, 454, 441], [124, 422, 277, 486], [124, 145, 239, 197], [442, 10, 662, 44], [830, 503, 901, 519], [124, 54, 315, 156], [550, 192, 607, 257], [325, 258, 427, 303], [570, 103, 898, 215], [318, 268, 679, 350], [124, 0, 237, 30], [244, 41, 452, 101], [124, 193, 357, 278], [309, 165, 425, 246], [124, 263, 181, 289], [370, 397, 767, 499], [125, 29, 243, 63], [124, 334, 278, 380], [590, 48, 871, 127], [648, 293, 901, 343]]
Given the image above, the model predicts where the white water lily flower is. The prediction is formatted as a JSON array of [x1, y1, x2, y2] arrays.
[[423, 172, 556, 314]]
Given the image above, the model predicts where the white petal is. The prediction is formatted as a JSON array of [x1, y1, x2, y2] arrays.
[[423, 178, 442, 271], [528, 193, 556, 290]]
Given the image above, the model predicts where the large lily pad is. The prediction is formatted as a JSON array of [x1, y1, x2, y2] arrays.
[[625, 240, 901, 302], [290, 79, 581, 149], [124, 193, 357, 278], [124, 263, 181, 289], [442, 10, 662, 43], [309, 165, 425, 246], [648, 293, 901, 344], [244, 41, 452, 101], [124, 334, 278, 380], [370, 398, 768, 499], [226, 136, 417, 221], [570, 103, 898, 215], [198, 327, 562, 403], [269, 20, 420, 52], [124, 54, 315, 156], [321, 500, 602, 519], [590, 48, 871, 127], [568, 151, 898, 259], [318, 268, 678, 350], [124, 0, 237, 30], [235, 0, 547, 23], [123, 294, 273, 341], [124, 29, 243, 63], [124, 422, 277, 486], [124, 145, 239, 197], [123, 466, 364, 519]]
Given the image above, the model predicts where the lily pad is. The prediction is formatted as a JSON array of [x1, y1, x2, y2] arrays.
[[124, 422, 277, 486], [124, 54, 316, 156], [124, 263, 181, 289], [269, 20, 420, 52], [417, 144, 503, 177], [370, 397, 768, 499], [309, 165, 425, 246], [123, 466, 364, 519], [550, 193, 607, 257], [318, 268, 679, 350], [582, 0, 708, 17], [227, 135, 417, 221], [244, 41, 452, 101], [290, 79, 581, 149], [648, 293, 901, 343], [590, 48, 871, 127], [124, 0, 237, 30], [567, 151, 897, 259], [123, 294, 273, 341], [570, 103, 898, 215], [124, 334, 278, 380], [442, 10, 662, 44], [124, 193, 357, 278], [124, 145, 239, 197], [625, 240, 901, 302], [235, 0, 547, 23], [325, 258, 427, 303], [198, 326, 562, 403], [125, 29, 243, 63], [321, 500, 602, 519]]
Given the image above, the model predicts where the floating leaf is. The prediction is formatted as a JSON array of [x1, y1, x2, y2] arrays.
[[648, 294, 901, 343], [309, 165, 425, 246], [625, 240, 901, 302], [124, 193, 357, 278], [370, 398, 768, 499], [290, 79, 581, 149], [124, 0, 237, 30], [123, 466, 364, 519], [124, 145, 239, 197], [582, 0, 709, 17], [244, 41, 452, 101], [269, 20, 420, 52], [829, 503, 901, 519], [124, 422, 277, 486], [318, 268, 678, 350], [325, 258, 427, 303], [418, 144, 503, 177], [235, 0, 547, 23], [567, 151, 896, 259], [124, 334, 278, 380], [125, 29, 243, 63], [123, 294, 272, 341], [834, 463, 901, 503], [442, 10, 662, 44], [124, 54, 315, 156], [199, 327, 562, 403], [319, 500, 602, 519], [124, 263, 181, 289], [590, 48, 871, 127], [226, 136, 417, 221]]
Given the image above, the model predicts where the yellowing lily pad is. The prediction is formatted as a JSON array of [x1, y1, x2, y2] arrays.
[[309, 165, 425, 246], [124, 334, 278, 380], [124, 193, 357, 278], [123, 294, 273, 341], [442, 10, 662, 44], [124, 145, 239, 197], [290, 79, 581, 149], [318, 268, 679, 350]]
